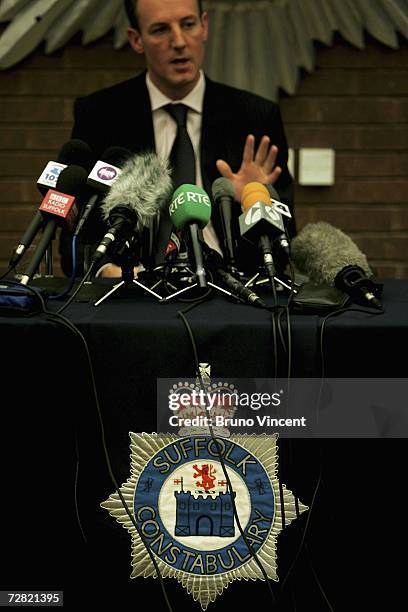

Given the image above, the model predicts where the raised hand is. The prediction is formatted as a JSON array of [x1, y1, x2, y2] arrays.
[[216, 134, 282, 201]]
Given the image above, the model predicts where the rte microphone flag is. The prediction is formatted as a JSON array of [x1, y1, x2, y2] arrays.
[[169, 184, 212, 288]]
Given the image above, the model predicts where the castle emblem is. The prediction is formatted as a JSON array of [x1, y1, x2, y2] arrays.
[[173, 464, 235, 537]]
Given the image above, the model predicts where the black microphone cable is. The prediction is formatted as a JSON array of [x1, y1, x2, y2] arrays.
[[259, 223, 295, 384], [304, 542, 336, 612], [0, 266, 14, 282], [177, 300, 279, 608], [74, 431, 87, 544], [0, 279, 87, 545], [44, 312, 175, 612], [277, 301, 382, 611], [178, 298, 334, 611], [277, 235, 296, 379], [266, 247, 336, 611], [2, 279, 175, 612], [316, 305, 385, 424], [55, 261, 96, 315], [319, 306, 384, 381], [270, 304, 279, 382], [264, 238, 296, 382], [278, 469, 327, 603], [48, 234, 79, 301]]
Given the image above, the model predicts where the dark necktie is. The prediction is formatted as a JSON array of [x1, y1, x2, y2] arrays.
[[164, 103, 196, 188], [155, 104, 196, 264]]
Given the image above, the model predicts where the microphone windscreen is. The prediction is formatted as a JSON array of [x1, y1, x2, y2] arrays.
[[169, 183, 212, 230], [291, 221, 372, 284], [101, 146, 133, 167], [241, 182, 271, 211], [57, 139, 94, 171], [56, 165, 89, 198], [101, 152, 172, 225]]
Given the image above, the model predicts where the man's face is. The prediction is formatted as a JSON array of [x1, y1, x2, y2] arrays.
[[128, 0, 208, 99]]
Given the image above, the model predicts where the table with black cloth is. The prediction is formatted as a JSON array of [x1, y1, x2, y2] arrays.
[[0, 279, 407, 611]]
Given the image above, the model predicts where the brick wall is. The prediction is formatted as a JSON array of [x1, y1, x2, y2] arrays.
[[283, 33, 408, 279], [0, 32, 407, 278]]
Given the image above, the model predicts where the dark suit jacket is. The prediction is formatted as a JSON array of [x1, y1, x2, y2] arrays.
[[61, 71, 294, 275]]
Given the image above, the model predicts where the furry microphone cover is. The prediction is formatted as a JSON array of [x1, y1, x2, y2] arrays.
[[101, 152, 172, 226], [291, 221, 372, 284]]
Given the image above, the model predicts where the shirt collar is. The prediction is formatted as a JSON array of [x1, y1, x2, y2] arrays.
[[146, 71, 205, 114]]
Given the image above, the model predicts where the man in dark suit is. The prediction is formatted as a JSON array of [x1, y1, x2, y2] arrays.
[[62, 0, 294, 277]]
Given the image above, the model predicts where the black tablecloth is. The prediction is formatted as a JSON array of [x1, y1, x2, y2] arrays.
[[1, 279, 407, 610]]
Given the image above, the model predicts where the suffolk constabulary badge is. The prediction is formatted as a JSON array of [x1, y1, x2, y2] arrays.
[[101, 433, 307, 609]]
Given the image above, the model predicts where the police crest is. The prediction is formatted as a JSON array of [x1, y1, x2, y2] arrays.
[[101, 434, 307, 609]]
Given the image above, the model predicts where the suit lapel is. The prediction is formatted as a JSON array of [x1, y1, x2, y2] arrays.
[[201, 77, 235, 240], [201, 77, 230, 195], [118, 72, 156, 154]]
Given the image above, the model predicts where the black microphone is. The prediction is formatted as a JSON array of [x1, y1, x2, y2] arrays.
[[265, 184, 292, 262], [212, 177, 237, 270], [206, 249, 267, 308], [335, 265, 383, 309], [20, 165, 89, 285], [92, 152, 172, 263], [36, 139, 94, 195], [291, 221, 383, 309], [163, 229, 184, 276], [75, 146, 132, 237], [9, 139, 94, 267]]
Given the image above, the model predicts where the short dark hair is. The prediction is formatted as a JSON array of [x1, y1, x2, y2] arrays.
[[124, 0, 203, 31]]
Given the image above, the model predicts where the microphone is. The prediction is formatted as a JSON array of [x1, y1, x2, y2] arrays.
[[168, 183, 212, 288], [20, 165, 89, 285], [163, 229, 184, 278], [291, 221, 383, 309], [211, 177, 237, 270], [92, 152, 172, 263], [9, 139, 94, 268], [239, 182, 286, 280], [74, 146, 132, 237], [264, 184, 292, 262], [36, 138, 94, 195], [206, 249, 267, 308]]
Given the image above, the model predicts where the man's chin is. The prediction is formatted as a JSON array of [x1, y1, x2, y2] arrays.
[[167, 73, 199, 93], [152, 69, 200, 98], [171, 70, 195, 83]]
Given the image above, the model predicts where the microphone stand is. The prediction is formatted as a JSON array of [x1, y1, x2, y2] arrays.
[[94, 238, 163, 306], [244, 270, 300, 294], [244, 240, 301, 295], [44, 243, 54, 277], [158, 262, 247, 304], [159, 248, 263, 306]]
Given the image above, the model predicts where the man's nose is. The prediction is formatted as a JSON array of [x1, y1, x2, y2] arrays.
[[170, 26, 186, 49]]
